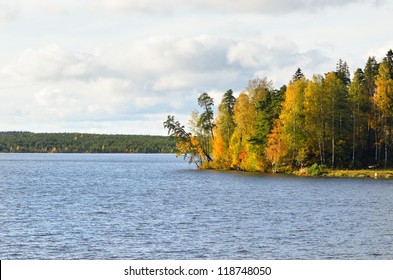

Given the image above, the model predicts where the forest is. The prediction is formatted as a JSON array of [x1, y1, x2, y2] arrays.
[[164, 49, 393, 174], [0, 132, 176, 153]]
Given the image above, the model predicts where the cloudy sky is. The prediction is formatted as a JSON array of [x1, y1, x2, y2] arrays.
[[0, 0, 392, 135]]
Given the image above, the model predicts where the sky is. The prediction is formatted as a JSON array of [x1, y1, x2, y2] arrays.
[[0, 0, 392, 135]]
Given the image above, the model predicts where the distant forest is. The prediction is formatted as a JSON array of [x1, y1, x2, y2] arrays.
[[0, 132, 176, 153], [165, 49, 393, 172]]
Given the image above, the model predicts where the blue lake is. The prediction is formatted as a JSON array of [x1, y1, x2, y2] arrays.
[[1, 153, 393, 259]]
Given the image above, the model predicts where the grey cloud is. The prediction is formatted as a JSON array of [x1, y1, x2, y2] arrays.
[[227, 39, 329, 72], [270, 43, 329, 69], [201, 0, 369, 14]]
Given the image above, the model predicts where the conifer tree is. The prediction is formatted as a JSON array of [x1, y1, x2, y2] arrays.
[[335, 59, 351, 86], [292, 68, 305, 81], [385, 49, 393, 79]]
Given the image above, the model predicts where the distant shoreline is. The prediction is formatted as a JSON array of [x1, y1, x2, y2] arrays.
[[0, 132, 176, 154], [0, 151, 176, 154]]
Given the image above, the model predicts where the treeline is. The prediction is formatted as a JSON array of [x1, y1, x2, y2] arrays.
[[165, 50, 393, 171], [0, 132, 176, 153]]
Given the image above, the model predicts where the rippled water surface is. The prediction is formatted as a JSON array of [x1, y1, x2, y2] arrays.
[[1, 153, 393, 259]]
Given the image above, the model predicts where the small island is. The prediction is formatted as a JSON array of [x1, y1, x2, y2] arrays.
[[165, 50, 393, 178]]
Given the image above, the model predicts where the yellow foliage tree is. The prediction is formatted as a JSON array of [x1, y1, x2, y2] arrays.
[[373, 60, 393, 166], [265, 119, 285, 172], [229, 91, 264, 171], [210, 89, 236, 169], [279, 77, 308, 166]]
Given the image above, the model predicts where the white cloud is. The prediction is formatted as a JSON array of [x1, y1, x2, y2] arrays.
[[88, 0, 184, 14], [4, 45, 106, 81], [23, 81, 135, 123], [367, 42, 393, 61], [228, 42, 269, 69], [0, 3, 18, 21], [1, 0, 82, 17]]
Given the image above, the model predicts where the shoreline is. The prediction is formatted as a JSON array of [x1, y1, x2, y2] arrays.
[[317, 169, 393, 179], [277, 169, 393, 179], [201, 164, 393, 179]]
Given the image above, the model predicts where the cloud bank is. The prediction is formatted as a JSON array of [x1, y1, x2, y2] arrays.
[[0, 34, 328, 133], [0, 0, 391, 134]]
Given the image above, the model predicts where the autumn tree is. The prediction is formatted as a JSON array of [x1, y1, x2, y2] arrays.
[[324, 72, 351, 167], [164, 115, 209, 166], [165, 49, 393, 172], [373, 59, 393, 166], [211, 89, 236, 169], [265, 119, 285, 172], [227, 78, 273, 171], [229, 92, 254, 170], [348, 68, 370, 167], [216, 89, 236, 146], [364, 56, 380, 162], [228, 91, 266, 171], [279, 76, 308, 166], [164, 93, 216, 167], [304, 75, 328, 165], [324, 72, 349, 167]]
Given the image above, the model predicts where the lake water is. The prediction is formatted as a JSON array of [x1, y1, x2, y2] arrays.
[[1, 153, 393, 259]]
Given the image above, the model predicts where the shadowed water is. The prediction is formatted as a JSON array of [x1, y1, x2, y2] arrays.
[[1, 153, 392, 259]]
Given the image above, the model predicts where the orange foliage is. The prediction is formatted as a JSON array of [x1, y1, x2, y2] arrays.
[[265, 119, 285, 171]]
